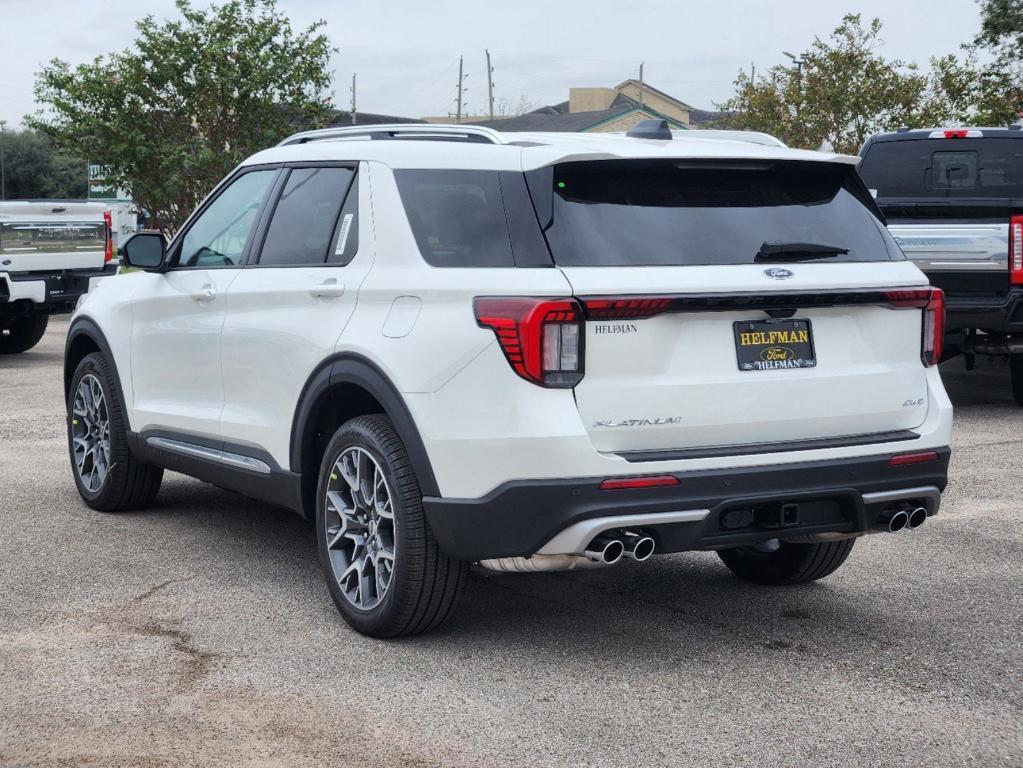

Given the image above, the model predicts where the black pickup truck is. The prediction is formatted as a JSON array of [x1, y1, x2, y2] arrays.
[[859, 127, 1023, 405]]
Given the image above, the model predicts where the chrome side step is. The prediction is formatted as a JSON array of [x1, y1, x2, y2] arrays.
[[145, 436, 271, 475]]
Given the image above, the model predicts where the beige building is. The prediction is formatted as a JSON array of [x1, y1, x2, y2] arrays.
[[434, 79, 718, 133]]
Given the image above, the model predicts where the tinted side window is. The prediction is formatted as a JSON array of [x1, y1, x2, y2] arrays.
[[178, 170, 275, 268], [259, 167, 355, 266], [394, 170, 514, 267], [326, 175, 359, 265]]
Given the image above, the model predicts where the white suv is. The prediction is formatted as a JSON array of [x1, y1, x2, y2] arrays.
[[65, 122, 953, 637]]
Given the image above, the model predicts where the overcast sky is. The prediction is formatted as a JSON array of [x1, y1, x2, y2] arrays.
[[0, 0, 983, 127]]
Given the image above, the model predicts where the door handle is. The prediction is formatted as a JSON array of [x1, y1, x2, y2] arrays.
[[190, 284, 216, 302], [309, 278, 344, 299]]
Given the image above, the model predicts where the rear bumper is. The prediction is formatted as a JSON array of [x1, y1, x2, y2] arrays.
[[941, 287, 1023, 334], [0, 264, 118, 315], [422, 448, 951, 561]]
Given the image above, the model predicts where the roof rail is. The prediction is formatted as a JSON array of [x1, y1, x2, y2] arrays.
[[277, 123, 505, 146]]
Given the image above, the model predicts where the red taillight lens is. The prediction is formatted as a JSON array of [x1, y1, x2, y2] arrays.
[[583, 296, 674, 319], [103, 210, 114, 263], [1010, 215, 1023, 286], [885, 288, 944, 366], [599, 475, 680, 490], [922, 288, 945, 366], [474, 297, 585, 387], [888, 451, 939, 467]]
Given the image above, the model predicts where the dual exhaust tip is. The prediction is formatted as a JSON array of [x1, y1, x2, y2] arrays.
[[877, 505, 929, 533], [584, 531, 655, 565]]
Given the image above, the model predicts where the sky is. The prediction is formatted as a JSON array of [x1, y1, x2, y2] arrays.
[[0, 0, 984, 127]]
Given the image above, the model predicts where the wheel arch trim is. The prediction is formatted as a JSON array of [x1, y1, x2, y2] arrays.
[[290, 352, 440, 499], [64, 317, 128, 414]]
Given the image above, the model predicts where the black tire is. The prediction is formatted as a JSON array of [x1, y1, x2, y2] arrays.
[[1011, 355, 1023, 407], [717, 538, 855, 586], [315, 414, 467, 638], [0, 313, 48, 354], [67, 352, 163, 511]]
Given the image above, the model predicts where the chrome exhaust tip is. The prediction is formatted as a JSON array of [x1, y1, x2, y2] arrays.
[[584, 536, 625, 565], [621, 532, 656, 562], [888, 509, 909, 533], [906, 506, 928, 529]]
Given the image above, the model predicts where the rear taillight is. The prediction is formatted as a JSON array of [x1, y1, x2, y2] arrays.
[[583, 296, 674, 319], [103, 210, 114, 263], [922, 289, 945, 366], [885, 288, 944, 366], [474, 297, 585, 387], [1011, 215, 1023, 285]]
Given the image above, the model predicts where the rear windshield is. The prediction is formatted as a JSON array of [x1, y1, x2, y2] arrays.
[[859, 138, 1023, 199], [544, 160, 893, 267], [0, 220, 104, 256]]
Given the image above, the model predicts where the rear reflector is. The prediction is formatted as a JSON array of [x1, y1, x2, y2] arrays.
[[888, 451, 939, 467], [600, 475, 680, 490], [474, 297, 585, 388], [1011, 216, 1023, 286]]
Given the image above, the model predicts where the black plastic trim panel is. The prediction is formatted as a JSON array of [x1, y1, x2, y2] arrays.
[[422, 449, 951, 561], [128, 429, 303, 513]]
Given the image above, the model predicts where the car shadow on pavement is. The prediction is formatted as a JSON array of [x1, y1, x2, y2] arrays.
[[141, 476, 901, 663]]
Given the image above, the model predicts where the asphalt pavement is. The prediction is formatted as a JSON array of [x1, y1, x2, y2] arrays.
[[1, 317, 1020, 767]]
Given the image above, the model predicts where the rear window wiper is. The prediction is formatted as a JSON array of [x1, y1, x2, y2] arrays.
[[755, 241, 849, 262]]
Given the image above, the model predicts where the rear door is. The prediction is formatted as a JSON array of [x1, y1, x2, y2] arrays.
[[220, 162, 367, 462], [540, 159, 932, 455]]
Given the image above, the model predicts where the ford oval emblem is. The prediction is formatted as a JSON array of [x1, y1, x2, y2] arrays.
[[763, 268, 793, 280]]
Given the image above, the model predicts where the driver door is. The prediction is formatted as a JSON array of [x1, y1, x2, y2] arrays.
[[128, 167, 278, 438]]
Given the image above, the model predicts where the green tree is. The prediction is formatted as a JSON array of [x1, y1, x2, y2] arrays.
[[29, 0, 335, 233], [719, 15, 933, 153], [2, 129, 87, 199], [967, 0, 1023, 123], [976, 0, 1023, 48]]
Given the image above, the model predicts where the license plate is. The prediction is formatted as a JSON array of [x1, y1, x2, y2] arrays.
[[733, 318, 817, 371]]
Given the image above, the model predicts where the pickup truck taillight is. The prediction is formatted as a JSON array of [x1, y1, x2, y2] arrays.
[[474, 297, 584, 388], [886, 288, 944, 366], [1011, 215, 1023, 285], [103, 210, 114, 263]]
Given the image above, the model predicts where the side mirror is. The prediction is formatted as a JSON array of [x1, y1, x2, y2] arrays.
[[121, 231, 166, 270]]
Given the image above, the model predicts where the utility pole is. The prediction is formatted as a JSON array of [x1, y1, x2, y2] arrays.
[[455, 55, 468, 121], [350, 73, 357, 126], [783, 50, 808, 147], [638, 62, 644, 105], [0, 120, 6, 201], [485, 49, 495, 120]]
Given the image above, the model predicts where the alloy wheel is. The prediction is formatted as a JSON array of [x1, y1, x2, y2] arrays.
[[323, 446, 396, 611], [71, 374, 111, 492]]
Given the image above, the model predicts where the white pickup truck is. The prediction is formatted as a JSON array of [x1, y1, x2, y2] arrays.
[[0, 201, 119, 353]]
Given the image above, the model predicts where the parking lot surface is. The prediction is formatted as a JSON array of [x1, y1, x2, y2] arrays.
[[1, 317, 1020, 767]]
